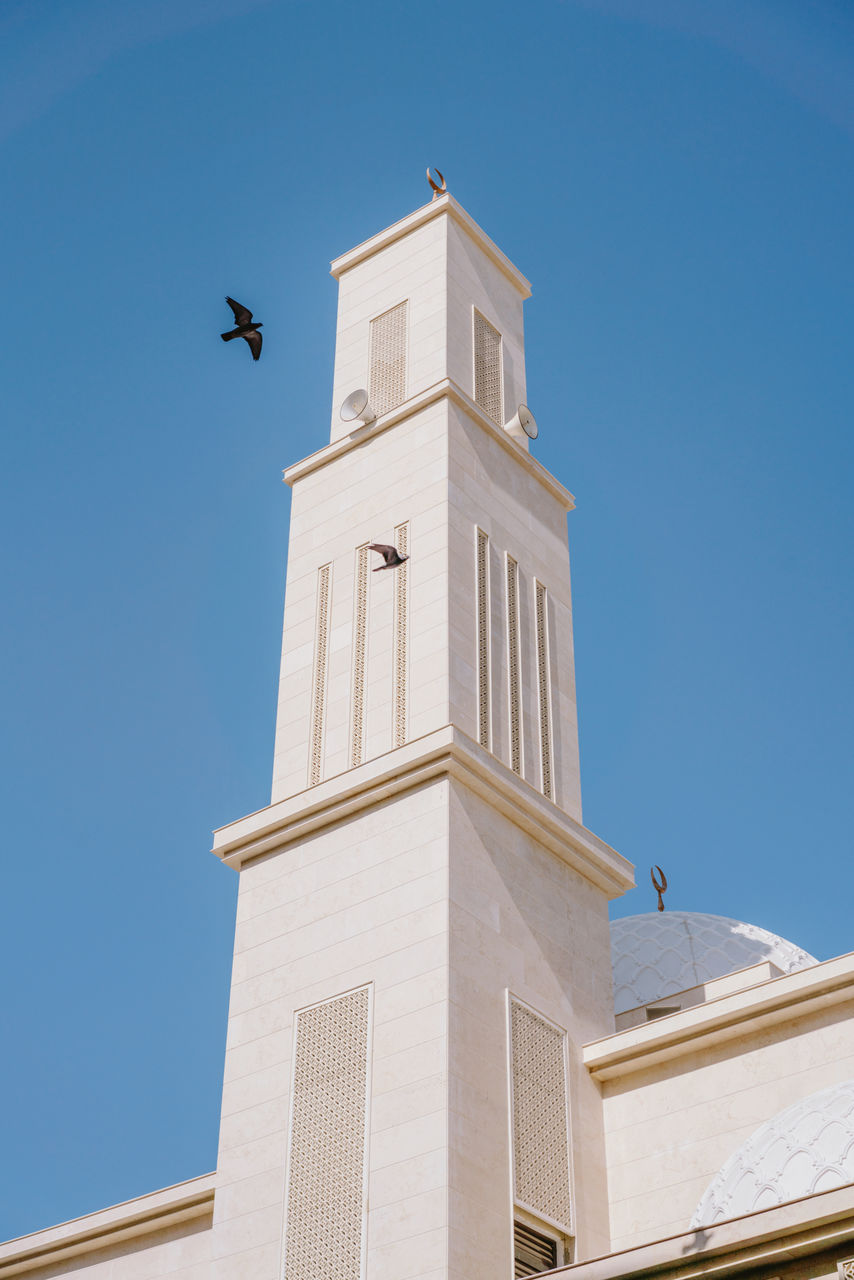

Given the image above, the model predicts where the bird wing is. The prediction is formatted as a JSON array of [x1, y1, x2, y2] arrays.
[[368, 543, 396, 564], [226, 296, 253, 325], [244, 330, 262, 361]]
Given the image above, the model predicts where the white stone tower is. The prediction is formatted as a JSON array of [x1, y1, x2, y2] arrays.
[[211, 190, 634, 1280]]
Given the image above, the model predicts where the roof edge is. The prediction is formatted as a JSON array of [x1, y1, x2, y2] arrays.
[[0, 1174, 215, 1278], [330, 193, 532, 297]]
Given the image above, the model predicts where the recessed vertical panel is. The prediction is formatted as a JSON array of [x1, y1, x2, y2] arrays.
[[534, 580, 553, 800], [350, 545, 369, 768], [473, 309, 503, 424], [284, 986, 371, 1280], [369, 301, 407, 416], [308, 563, 332, 788], [506, 554, 522, 775], [393, 522, 409, 748], [476, 528, 490, 749], [510, 999, 572, 1232]]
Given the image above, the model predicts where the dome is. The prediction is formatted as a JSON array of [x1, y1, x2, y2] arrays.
[[611, 911, 816, 1015], [691, 1080, 854, 1227]]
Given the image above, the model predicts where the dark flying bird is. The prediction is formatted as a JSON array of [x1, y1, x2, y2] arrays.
[[221, 297, 263, 361], [369, 543, 409, 571]]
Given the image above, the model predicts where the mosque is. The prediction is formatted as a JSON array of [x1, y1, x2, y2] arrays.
[[2, 185, 853, 1280]]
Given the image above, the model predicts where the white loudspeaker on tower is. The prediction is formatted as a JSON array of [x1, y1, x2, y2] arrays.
[[340, 389, 376, 427], [504, 404, 538, 443]]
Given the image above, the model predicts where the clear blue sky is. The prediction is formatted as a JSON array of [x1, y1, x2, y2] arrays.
[[1, 0, 852, 1241]]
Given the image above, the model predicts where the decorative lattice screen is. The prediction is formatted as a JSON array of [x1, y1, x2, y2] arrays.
[[506, 555, 522, 774], [393, 522, 409, 748], [369, 301, 407, 416], [534, 581, 552, 800], [510, 999, 572, 1231], [473, 309, 503, 424], [308, 563, 332, 787], [476, 528, 490, 748], [284, 987, 371, 1280], [350, 545, 369, 768]]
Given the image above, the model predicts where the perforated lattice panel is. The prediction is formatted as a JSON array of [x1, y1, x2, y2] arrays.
[[838, 1259, 854, 1280], [476, 529, 490, 747], [308, 564, 331, 787], [511, 1000, 572, 1231], [284, 987, 370, 1280], [350, 545, 369, 768], [393, 523, 409, 748], [535, 581, 552, 800], [506, 555, 522, 774], [369, 302, 407, 416], [473, 310, 503, 424]]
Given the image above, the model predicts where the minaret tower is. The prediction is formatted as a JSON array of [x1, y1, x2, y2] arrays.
[[211, 186, 633, 1280]]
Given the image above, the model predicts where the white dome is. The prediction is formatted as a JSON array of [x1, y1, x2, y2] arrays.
[[692, 1080, 854, 1227], [611, 911, 816, 1015]]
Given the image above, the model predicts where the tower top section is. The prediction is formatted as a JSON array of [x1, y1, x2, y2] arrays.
[[327, 191, 532, 445], [330, 192, 532, 295]]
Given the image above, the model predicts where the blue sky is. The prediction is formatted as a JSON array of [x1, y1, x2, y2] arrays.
[[1, 0, 853, 1241]]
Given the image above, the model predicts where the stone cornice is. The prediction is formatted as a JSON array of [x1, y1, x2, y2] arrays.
[[282, 377, 576, 512], [554, 1181, 854, 1280], [584, 951, 854, 1081], [0, 1175, 215, 1278], [212, 725, 634, 897], [329, 193, 532, 298]]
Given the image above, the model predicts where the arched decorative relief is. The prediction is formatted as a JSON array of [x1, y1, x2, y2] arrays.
[[692, 1080, 854, 1228]]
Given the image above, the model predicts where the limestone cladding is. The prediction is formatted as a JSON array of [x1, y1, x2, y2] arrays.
[[0, 1176, 215, 1280], [445, 216, 526, 426], [446, 779, 615, 1272], [447, 402, 581, 820], [211, 779, 451, 1280], [328, 195, 529, 447], [4, 1221, 213, 1280], [330, 216, 446, 444], [271, 401, 450, 803], [596, 991, 854, 1251], [272, 392, 582, 820]]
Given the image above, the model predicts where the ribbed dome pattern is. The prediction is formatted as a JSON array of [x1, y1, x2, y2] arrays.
[[610, 911, 816, 1015], [691, 1080, 854, 1227]]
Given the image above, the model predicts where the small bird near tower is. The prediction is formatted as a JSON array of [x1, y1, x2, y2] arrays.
[[221, 297, 263, 361], [368, 543, 408, 571]]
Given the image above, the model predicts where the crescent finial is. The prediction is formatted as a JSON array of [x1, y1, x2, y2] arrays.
[[650, 865, 668, 912], [426, 166, 447, 199]]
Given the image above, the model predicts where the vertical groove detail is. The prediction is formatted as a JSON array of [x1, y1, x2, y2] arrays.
[[473, 309, 503, 424], [506, 555, 522, 774], [350, 545, 369, 768], [284, 987, 370, 1280], [535, 580, 553, 799], [393, 522, 409, 748], [369, 301, 407, 416], [510, 999, 572, 1232], [476, 528, 490, 748], [308, 564, 331, 787]]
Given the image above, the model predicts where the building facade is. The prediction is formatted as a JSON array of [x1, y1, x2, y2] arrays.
[[2, 191, 853, 1280]]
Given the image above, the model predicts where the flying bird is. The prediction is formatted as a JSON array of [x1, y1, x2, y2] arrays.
[[221, 297, 263, 361], [369, 543, 408, 571]]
